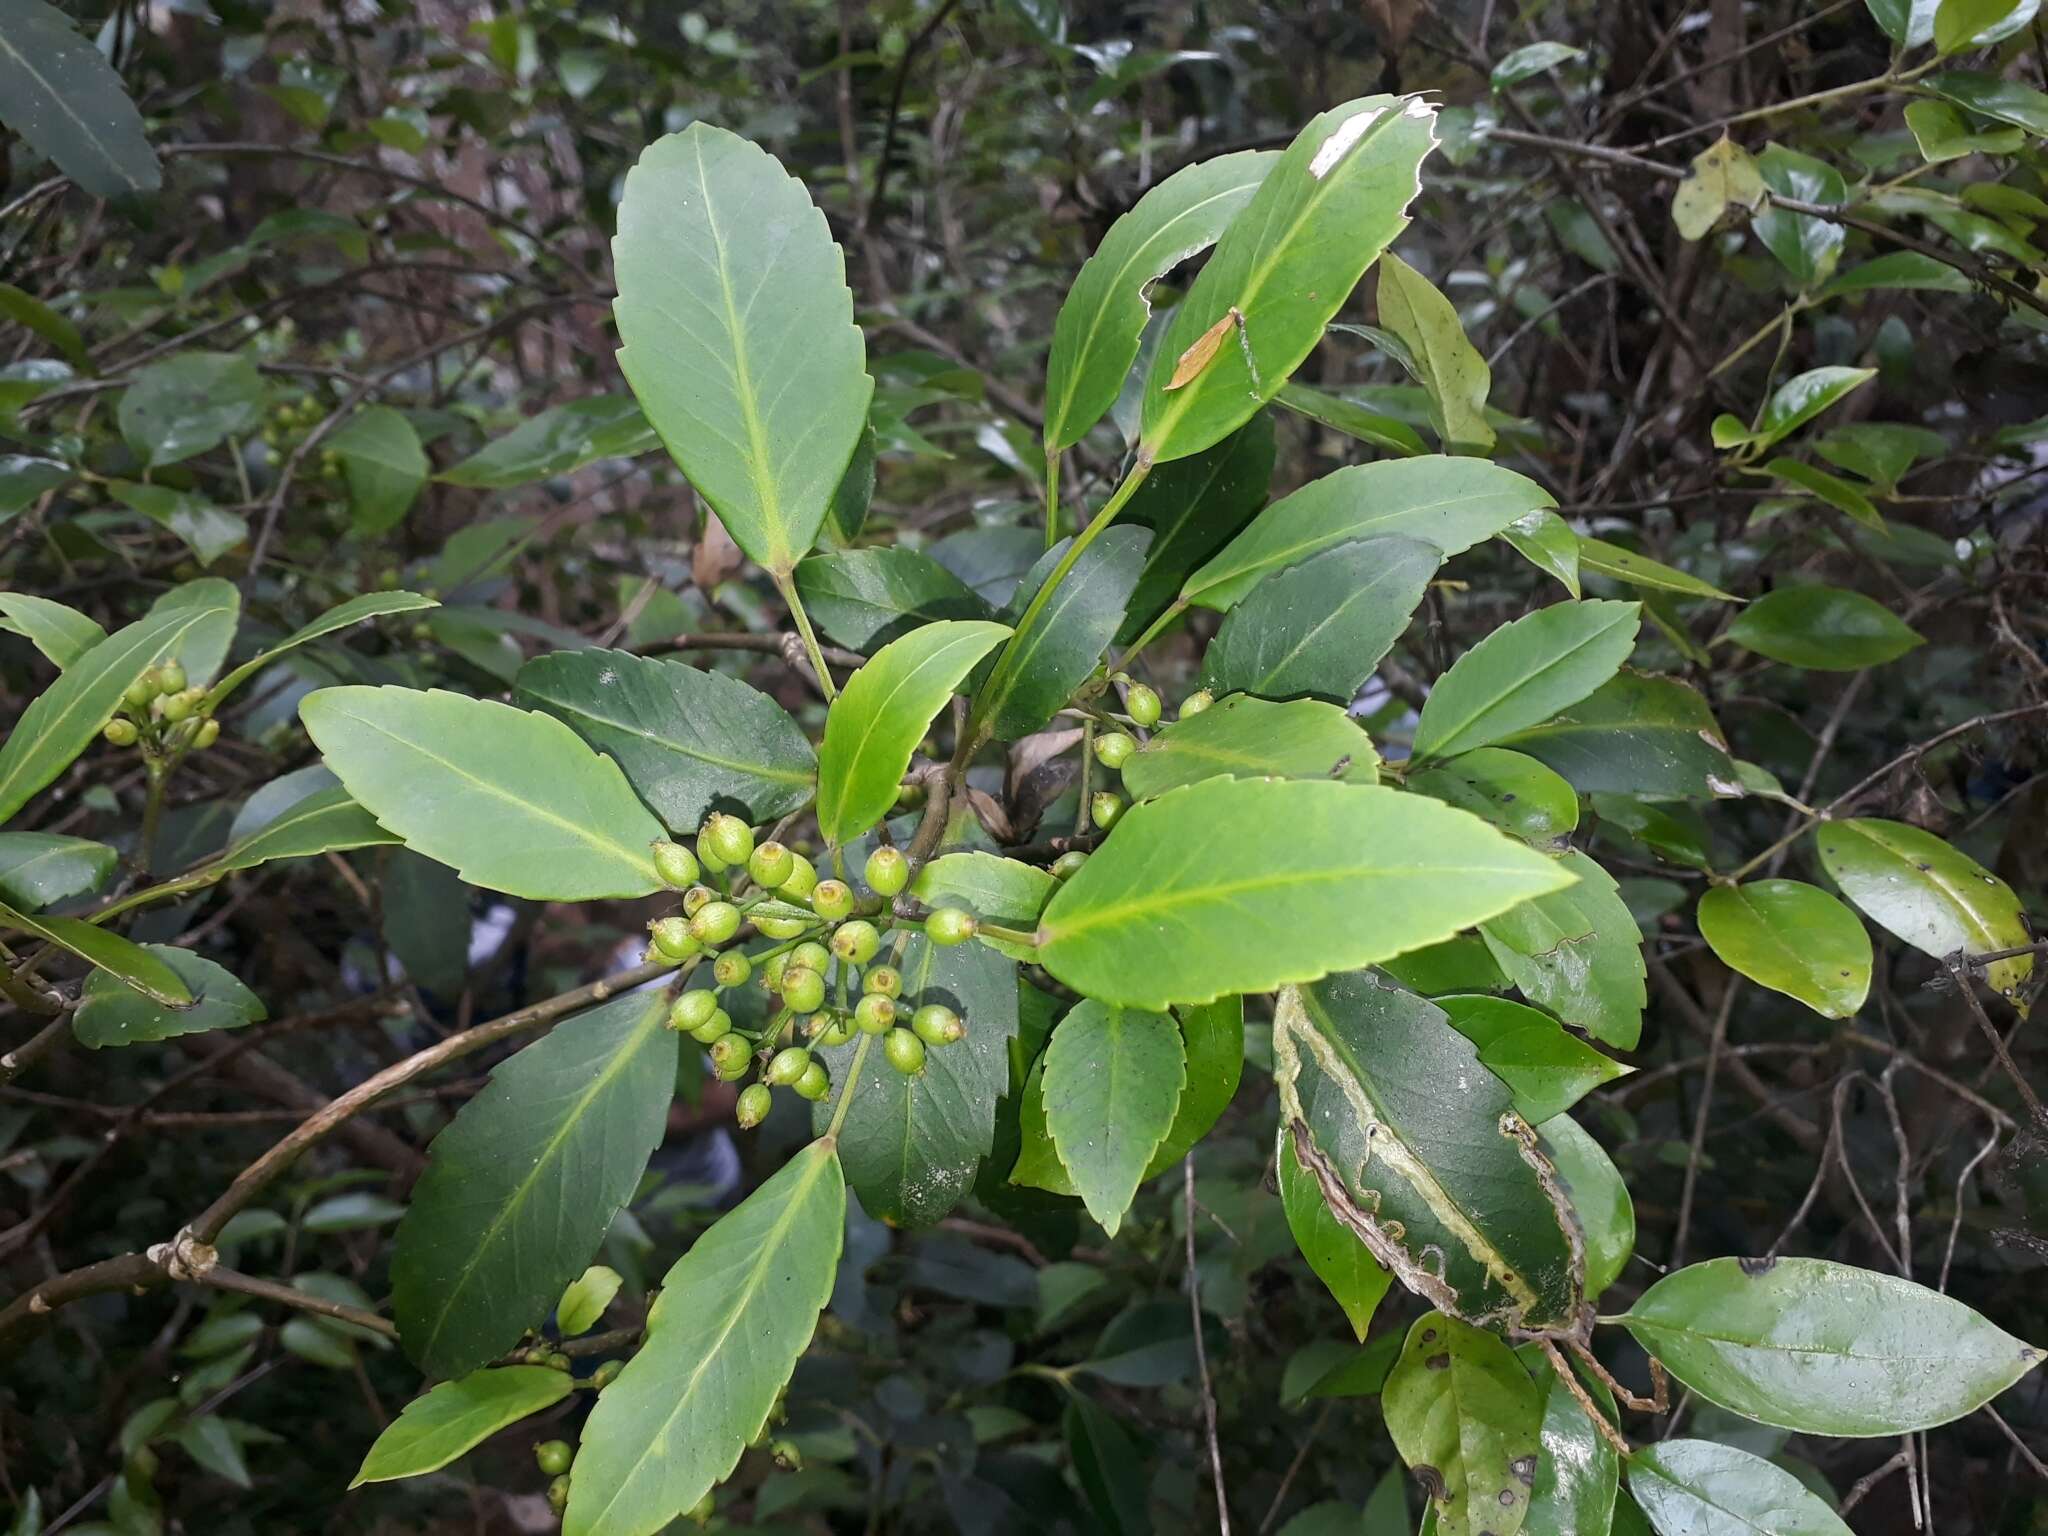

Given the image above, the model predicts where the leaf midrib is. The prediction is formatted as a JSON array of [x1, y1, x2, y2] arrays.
[[1416, 605, 1635, 761], [527, 684, 815, 786], [0, 18, 140, 189]]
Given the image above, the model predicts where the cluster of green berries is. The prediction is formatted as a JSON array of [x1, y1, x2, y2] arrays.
[[1081, 682, 1210, 837], [102, 660, 220, 755], [646, 816, 984, 1130], [261, 396, 348, 484]]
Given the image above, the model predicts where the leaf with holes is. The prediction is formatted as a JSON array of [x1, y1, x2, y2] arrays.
[[1383, 1311, 1545, 1536]]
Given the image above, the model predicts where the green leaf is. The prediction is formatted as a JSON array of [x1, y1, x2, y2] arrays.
[[0, 454, 69, 520], [1813, 423, 1946, 491], [1140, 96, 1439, 464], [204, 590, 436, 708], [1818, 249, 1975, 297], [1040, 779, 1574, 1008], [565, 1140, 844, 1536], [1622, 1256, 2043, 1435], [393, 990, 677, 1377], [1903, 97, 2024, 160], [1540, 1112, 1634, 1301], [1576, 537, 1737, 600], [107, 481, 247, 567], [1408, 749, 1579, 846], [1762, 458, 1884, 530], [1043, 150, 1276, 453], [209, 784, 400, 874], [1437, 994, 1632, 1122], [1414, 601, 1641, 764], [909, 852, 1056, 963], [812, 933, 1018, 1225], [556, 1265, 622, 1337], [1815, 817, 2033, 1001], [1481, 850, 1647, 1049], [1042, 1001, 1186, 1235], [1121, 694, 1378, 801], [1063, 1388, 1150, 1534], [328, 406, 428, 535], [613, 123, 872, 576], [1383, 1312, 1545, 1536], [0, 832, 113, 910], [0, 281, 90, 372], [1753, 145, 1847, 289], [0, 0, 161, 198], [1922, 69, 2048, 133], [350, 1367, 573, 1487], [1183, 456, 1555, 611], [439, 396, 656, 488], [516, 649, 816, 831], [1522, 1353, 1619, 1536], [1498, 671, 1742, 800], [73, 946, 262, 1047], [1119, 417, 1277, 642], [1720, 366, 1875, 453], [1697, 881, 1871, 1019], [1724, 585, 1922, 670], [1276, 381, 1428, 455], [816, 620, 1010, 846], [0, 592, 104, 669], [976, 527, 1149, 742], [1203, 535, 1438, 702], [0, 588, 238, 825], [1628, 1441, 1850, 1536], [1275, 970, 1585, 1330], [0, 900, 188, 1006], [154, 577, 241, 689], [1501, 509, 1583, 597], [1672, 136, 1765, 240], [1377, 252, 1493, 453], [1492, 41, 1586, 88], [300, 686, 664, 900], [1278, 1127, 1392, 1340], [793, 547, 990, 650], [820, 425, 876, 547], [118, 353, 265, 468]]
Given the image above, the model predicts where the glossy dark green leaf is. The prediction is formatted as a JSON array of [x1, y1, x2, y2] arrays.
[[0, 0, 161, 198], [1623, 1256, 2044, 1436], [0, 280, 90, 372], [1377, 252, 1494, 453], [1501, 509, 1583, 598], [1278, 1128, 1392, 1340], [517, 648, 816, 831], [438, 395, 656, 488], [118, 353, 265, 468], [0, 832, 114, 910], [794, 547, 990, 650], [0, 899, 188, 1006], [1697, 881, 1871, 1019], [1481, 850, 1647, 1049], [1819, 249, 1974, 298], [1812, 423, 1946, 492], [209, 784, 399, 874], [819, 424, 876, 547], [930, 525, 1044, 607], [1063, 1389, 1150, 1534], [976, 526, 1149, 742], [1275, 969, 1585, 1332], [1044, 150, 1275, 453], [1041, 1000, 1186, 1235], [1629, 1441, 1850, 1535], [1752, 145, 1847, 289], [328, 406, 428, 535], [1203, 535, 1437, 701], [1383, 1311, 1544, 1536], [1414, 601, 1640, 764], [1924, 69, 2048, 134], [0, 453, 70, 521], [1437, 993, 1631, 1122], [1120, 693, 1378, 800], [392, 990, 676, 1377], [1724, 585, 1922, 670], [350, 1367, 573, 1487], [1713, 366, 1874, 453], [1408, 749, 1579, 845], [1868, 0, 2036, 48], [73, 946, 262, 1048], [1539, 1113, 1634, 1301], [1576, 538, 1737, 601], [0, 592, 103, 669], [613, 124, 871, 575], [565, 1141, 844, 1536], [108, 481, 246, 566], [1499, 671, 1742, 800], [204, 590, 435, 708], [1042, 779, 1573, 1009], [1492, 40, 1586, 87], [1119, 417, 1277, 641], [1815, 817, 2032, 1001]]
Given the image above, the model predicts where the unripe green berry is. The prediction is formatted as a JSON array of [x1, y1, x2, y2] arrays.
[[780, 853, 819, 899], [592, 1359, 623, 1389], [713, 951, 752, 988], [123, 677, 154, 708], [535, 1440, 573, 1476], [701, 812, 755, 867], [1051, 850, 1090, 879], [689, 1009, 733, 1046], [925, 907, 977, 947], [762, 952, 791, 989], [815, 1013, 857, 1047], [793, 1060, 831, 1101], [670, 990, 720, 1033], [755, 914, 809, 940], [160, 687, 201, 723], [158, 661, 186, 694], [652, 839, 700, 889], [864, 845, 909, 897], [810, 879, 854, 922], [830, 920, 881, 966], [781, 966, 826, 1015], [1179, 688, 1214, 719], [771, 1438, 803, 1470], [747, 840, 795, 888], [708, 1033, 752, 1079], [544, 1351, 572, 1371], [883, 1027, 926, 1075], [685, 1490, 715, 1526], [1125, 682, 1161, 728], [1092, 731, 1135, 769], [547, 1474, 571, 1514], [912, 1003, 964, 1046], [192, 718, 220, 750], [792, 941, 831, 974], [103, 718, 139, 747], [1091, 791, 1126, 830], [863, 965, 902, 998], [690, 900, 742, 946], [681, 884, 715, 918], [854, 993, 896, 1035], [649, 917, 698, 961], [735, 1083, 773, 1128], [766, 1046, 811, 1086]]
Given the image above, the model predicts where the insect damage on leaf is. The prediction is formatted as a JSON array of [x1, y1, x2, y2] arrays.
[[1165, 306, 1258, 392]]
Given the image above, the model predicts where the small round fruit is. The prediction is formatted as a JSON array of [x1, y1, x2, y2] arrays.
[[684, 1490, 715, 1526], [864, 845, 909, 897], [791, 941, 831, 974], [592, 1359, 623, 1389], [648, 917, 698, 961], [670, 990, 719, 1033], [701, 812, 755, 867], [771, 1438, 803, 1471], [158, 661, 187, 694], [681, 884, 715, 918], [708, 1033, 753, 1080], [535, 1440, 573, 1476], [883, 1027, 927, 1075], [689, 1009, 733, 1046], [912, 1004, 964, 1046], [690, 900, 742, 946], [830, 920, 881, 966], [756, 914, 809, 940], [1092, 730, 1135, 769], [781, 966, 826, 1015], [1179, 688, 1214, 719], [779, 853, 819, 899], [854, 993, 896, 1035], [160, 688, 200, 723], [810, 879, 854, 922], [925, 907, 977, 947], [735, 1083, 773, 1128], [1051, 850, 1090, 879], [792, 1061, 831, 1102], [862, 965, 902, 998], [815, 1013, 857, 1047], [766, 1046, 811, 1087], [547, 1474, 571, 1514], [747, 840, 795, 888], [652, 839, 700, 889], [761, 952, 791, 989], [123, 677, 154, 708], [192, 719, 220, 750], [1091, 791, 1125, 830], [545, 1351, 572, 1371], [1124, 682, 1161, 728], [103, 718, 139, 747], [713, 951, 752, 988]]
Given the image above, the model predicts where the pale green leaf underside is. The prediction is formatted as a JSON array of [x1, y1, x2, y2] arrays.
[[1043, 1001, 1187, 1236], [351, 1367, 573, 1488]]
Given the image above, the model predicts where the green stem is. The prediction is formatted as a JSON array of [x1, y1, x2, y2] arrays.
[[775, 569, 839, 702], [825, 1030, 875, 1141], [1043, 450, 1062, 549], [1110, 599, 1187, 678], [138, 759, 169, 877]]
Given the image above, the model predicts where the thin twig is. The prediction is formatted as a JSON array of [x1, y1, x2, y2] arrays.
[[1185, 1155, 1231, 1536]]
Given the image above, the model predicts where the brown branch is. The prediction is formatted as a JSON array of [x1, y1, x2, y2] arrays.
[[1185, 1156, 1231, 1536]]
